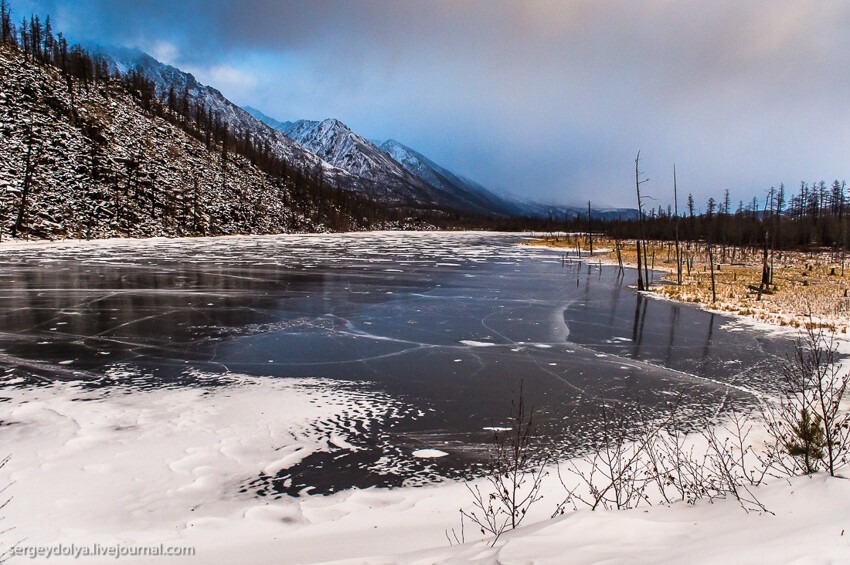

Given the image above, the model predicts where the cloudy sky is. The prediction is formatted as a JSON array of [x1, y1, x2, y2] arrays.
[[10, 0, 850, 208]]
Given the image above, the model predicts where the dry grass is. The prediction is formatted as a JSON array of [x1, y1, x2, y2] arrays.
[[525, 235, 850, 333]]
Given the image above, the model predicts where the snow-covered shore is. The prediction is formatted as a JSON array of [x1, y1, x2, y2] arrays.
[[3, 337, 848, 564]]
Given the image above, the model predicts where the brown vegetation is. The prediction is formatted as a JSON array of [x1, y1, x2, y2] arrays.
[[526, 235, 850, 333]]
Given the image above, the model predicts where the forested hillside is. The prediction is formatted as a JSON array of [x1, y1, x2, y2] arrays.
[[0, 10, 408, 240]]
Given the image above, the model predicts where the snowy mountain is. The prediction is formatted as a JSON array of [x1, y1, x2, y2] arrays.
[[379, 139, 524, 217], [280, 119, 422, 188], [90, 46, 362, 190], [246, 110, 457, 206], [247, 107, 523, 216], [93, 46, 634, 219]]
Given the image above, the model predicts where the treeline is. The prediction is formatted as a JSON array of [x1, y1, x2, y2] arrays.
[[550, 183, 847, 257], [605, 182, 847, 252], [550, 154, 848, 299]]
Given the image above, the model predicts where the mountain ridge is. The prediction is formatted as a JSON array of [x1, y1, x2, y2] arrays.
[[90, 46, 367, 192], [245, 106, 524, 217]]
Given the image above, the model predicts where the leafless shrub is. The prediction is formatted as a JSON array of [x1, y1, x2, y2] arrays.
[[696, 416, 771, 513], [554, 405, 675, 513], [455, 383, 547, 546], [0, 455, 18, 564], [555, 402, 773, 516], [455, 324, 850, 545]]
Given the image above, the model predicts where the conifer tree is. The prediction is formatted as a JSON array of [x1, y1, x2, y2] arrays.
[[785, 408, 825, 474]]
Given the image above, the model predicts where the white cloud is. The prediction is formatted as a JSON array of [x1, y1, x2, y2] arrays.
[[207, 65, 258, 90], [182, 64, 259, 103], [147, 40, 178, 65]]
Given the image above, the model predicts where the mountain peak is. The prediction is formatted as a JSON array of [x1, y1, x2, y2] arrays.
[[321, 117, 348, 129]]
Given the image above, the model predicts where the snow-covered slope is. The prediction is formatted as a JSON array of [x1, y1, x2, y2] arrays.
[[86, 51, 486, 212], [283, 119, 413, 184], [380, 139, 524, 217], [91, 47, 360, 190], [248, 107, 523, 215], [0, 45, 369, 239], [267, 116, 461, 206]]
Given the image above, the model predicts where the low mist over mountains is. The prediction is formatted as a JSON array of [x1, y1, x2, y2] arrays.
[[245, 106, 636, 221], [378, 139, 525, 217]]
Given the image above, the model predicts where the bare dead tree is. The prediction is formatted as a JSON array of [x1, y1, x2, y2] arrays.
[[11, 124, 40, 239], [757, 193, 772, 301], [673, 164, 682, 285], [707, 237, 717, 304], [634, 152, 650, 291], [615, 238, 624, 276]]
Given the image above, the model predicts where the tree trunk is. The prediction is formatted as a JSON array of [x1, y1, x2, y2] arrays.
[[708, 240, 717, 304], [12, 135, 38, 239], [673, 164, 682, 285], [634, 152, 647, 291]]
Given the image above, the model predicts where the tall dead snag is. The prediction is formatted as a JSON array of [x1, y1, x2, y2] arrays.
[[673, 164, 682, 285], [707, 238, 717, 304], [634, 152, 649, 291], [840, 202, 846, 277], [755, 193, 770, 300], [587, 200, 593, 256], [12, 125, 40, 239], [836, 182, 847, 277], [756, 230, 769, 302], [615, 238, 624, 275]]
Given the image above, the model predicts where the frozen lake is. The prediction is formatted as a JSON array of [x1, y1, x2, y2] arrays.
[[0, 232, 792, 495]]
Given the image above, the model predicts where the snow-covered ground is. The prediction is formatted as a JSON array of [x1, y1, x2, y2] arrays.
[[3, 374, 849, 564], [1, 338, 847, 564]]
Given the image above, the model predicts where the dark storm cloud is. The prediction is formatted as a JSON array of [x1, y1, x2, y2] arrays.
[[15, 0, 850, 206]]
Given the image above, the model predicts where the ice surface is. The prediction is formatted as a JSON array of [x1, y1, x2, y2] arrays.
[[0, 232, 798, 495]]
